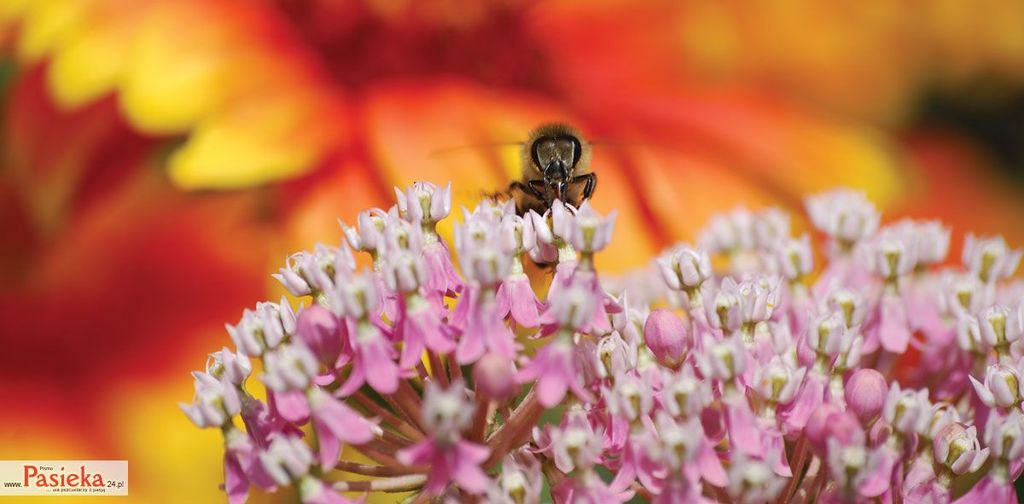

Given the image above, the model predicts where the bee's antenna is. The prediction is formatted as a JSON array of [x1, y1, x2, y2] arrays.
[[427, 142, 526, 159]]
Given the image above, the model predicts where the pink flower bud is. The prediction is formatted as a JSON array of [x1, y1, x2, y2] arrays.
[[473, 353, 518, 403], [295, 305, 342, 366], [806, 406, 863, 457], [845, 369, 888, 425], [644, 308, 689, 368]]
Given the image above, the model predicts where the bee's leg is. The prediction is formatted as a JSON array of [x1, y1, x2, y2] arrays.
[[510, 180, 545, 200], [527, 179, 549, 195], [571, 172, 597, 199], [508, 181, 547, 215]]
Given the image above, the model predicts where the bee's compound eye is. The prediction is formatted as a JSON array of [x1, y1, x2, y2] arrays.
[[532, 138, 558, 169], [554, 137, 580, 168]]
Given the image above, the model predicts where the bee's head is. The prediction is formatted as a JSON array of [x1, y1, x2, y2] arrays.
[[531, 133, 581, 199]]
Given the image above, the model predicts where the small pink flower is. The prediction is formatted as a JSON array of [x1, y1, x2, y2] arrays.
[[958, 411, 1024, 503], [699, 334, 746, 384], [751, 355, 805, 413], [496, 273, 543, 328], [806, 189, 880, 246], [526, 209, 559, 264], [782, 371, 827, 433], [207, 347, 252, 386], [882, 383, 932, 436], [340, 320, 400, 395], [307, 388, 379, 469], [646, 412, 727, 488], [976, 305, 1020, 355], [868, 224, 919, 281], [180, 372, 241, 429], [660, 365, 712, 418], [726, 452, 786, 504], [223, 427, 276, 504], [396, 381, 491, 496], [595, 331, 636, 380], [775, 233, 814, 282], [568, 201, 616, 255], [379, 220, 429, 294], [540, 269, 610, 334], [227, 298, 297, 357], [517, 335, 595, 407], [657, 245, 712, 293], [488, 450, 543, 504], [825, 437, 896, 500], [295, 305, 344, 367], [421, 240, 464, 296], [395, 181, 452, 230], [454, 287, 517, 364], [548, 409, 604, 473], [969, 363, 1023, 409], [603, 372, 654, 424], [901, 219, 951, 267], [704, 282, 742, 335], [396, 294, 454, 368], [259, 435, 315, 487], [699, 207, 756, 255], [962, 233, 1022, 283], [455, 207, 512, 287], [934, 423, 989, 475], [340, 208, 388, 257]]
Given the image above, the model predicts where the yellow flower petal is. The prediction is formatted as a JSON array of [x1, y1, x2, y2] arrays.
[[15, 0, 85, 61], [118, 2, 236, 134], [0, 0, 33, 22], [46, 0, 142, 108], [168, 91, 347, 189]]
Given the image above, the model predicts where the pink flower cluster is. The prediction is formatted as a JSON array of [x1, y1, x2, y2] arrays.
[[182, 184, 1024, 503]]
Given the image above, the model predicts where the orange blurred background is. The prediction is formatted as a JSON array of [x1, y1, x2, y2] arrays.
[[1, 0, 1023, 502]]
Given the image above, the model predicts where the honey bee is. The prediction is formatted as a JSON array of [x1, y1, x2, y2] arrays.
[[502, 123, 597, 215]]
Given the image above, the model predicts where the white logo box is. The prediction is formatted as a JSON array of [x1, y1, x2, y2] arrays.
[[0, 461, 128, 496]]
